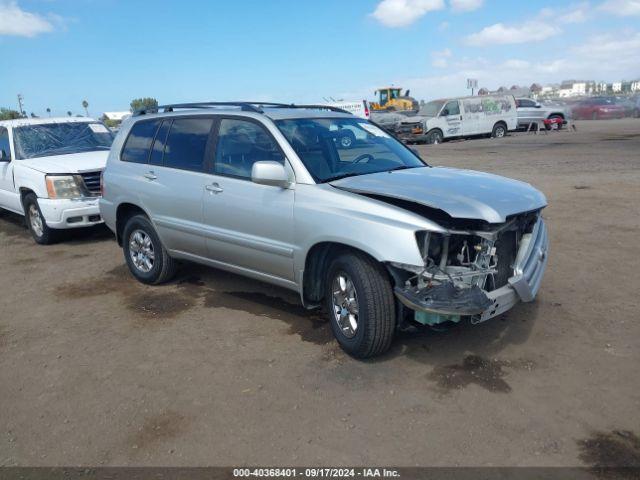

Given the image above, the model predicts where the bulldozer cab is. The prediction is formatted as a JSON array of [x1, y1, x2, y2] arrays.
[[376, 87, 401, 107]]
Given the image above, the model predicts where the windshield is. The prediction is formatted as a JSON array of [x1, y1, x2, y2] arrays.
[[14, 122, 113, 159], [418, 100, 445, 117], [276, 117, 426, 183]]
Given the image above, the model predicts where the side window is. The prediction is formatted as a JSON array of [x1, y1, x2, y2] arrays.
[[214, 119, 284, 179], [0, 127, 11, 160], [121, 120, 160, 164], [442, 100, 460, 116], [149, 120, 171, 166], [520, 99, 536, 108], [163, 118, 214, 172]]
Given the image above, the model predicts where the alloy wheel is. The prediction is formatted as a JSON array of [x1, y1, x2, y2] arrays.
[[129, 229, 155, 273], [331, 272, 359, 339], [28, 204, 44, 238]]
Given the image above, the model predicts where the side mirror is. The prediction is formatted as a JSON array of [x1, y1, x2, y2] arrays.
[[535, 103, 542, 108], [251, 161, 290, 188], [441, 109, 449, 116], [0, 149, 10, 162]]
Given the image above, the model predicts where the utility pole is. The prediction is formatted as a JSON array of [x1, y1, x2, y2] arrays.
[[17, 94, 25, 116]]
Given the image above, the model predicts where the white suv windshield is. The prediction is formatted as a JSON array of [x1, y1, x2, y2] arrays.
[[14, 122, 113, 159], [276, 117, 425, 183]]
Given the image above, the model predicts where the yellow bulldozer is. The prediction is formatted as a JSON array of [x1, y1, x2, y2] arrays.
[[370, 87, 419, 112]]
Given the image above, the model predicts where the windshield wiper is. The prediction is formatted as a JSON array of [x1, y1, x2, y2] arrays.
[[386, 165, 420, 173], [322, 172, 364, 183]]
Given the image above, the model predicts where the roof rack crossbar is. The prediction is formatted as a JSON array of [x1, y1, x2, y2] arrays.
[[268, 104, 352, 115], [133, 102, 353, 117], [134, 102, 265, 116]]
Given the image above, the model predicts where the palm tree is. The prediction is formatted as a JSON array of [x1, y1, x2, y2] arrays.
[[67, 111, 72, 117], [82, 100, 89, 117], [46, 108, 51, 117]]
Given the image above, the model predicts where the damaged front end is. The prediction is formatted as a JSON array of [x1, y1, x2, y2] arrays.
[[390, 210, 548, 326]]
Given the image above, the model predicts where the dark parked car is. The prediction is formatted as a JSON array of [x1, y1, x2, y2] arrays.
[[572, 97, 625, 120]]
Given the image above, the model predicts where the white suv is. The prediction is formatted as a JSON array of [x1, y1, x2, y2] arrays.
[[0, 117, 113, 244]]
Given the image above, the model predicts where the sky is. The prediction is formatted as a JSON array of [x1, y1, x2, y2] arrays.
[[1, 0, 639, 117]]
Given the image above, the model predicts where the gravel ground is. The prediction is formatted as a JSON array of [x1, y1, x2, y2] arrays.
[[1, 119, 639, 468]]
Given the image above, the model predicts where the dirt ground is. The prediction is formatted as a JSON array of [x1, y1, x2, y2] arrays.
[[1, 119, 639, 469]]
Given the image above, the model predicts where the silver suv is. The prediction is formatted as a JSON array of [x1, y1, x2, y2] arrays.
[[100, 102, 549, 358]]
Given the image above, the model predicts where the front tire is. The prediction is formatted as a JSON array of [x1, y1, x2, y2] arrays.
[[23, 193, 57, 245], [427, 129, 443, 145], [122, 214, 176, 285], [325, 252, 395, 358]]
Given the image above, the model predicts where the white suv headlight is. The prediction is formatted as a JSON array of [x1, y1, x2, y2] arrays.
[[45, 175, 87, 199]]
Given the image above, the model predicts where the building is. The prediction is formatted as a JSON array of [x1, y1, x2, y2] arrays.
[[611, 82, 622, 93], [102, 111, 130, 122], [101, 111, 131, 128], [595, 82, 608, 94], [631, 80, 640, 93], [558, 81, 587, 97]]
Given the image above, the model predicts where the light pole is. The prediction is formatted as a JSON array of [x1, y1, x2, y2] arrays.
[[17, 94, 25, 117]]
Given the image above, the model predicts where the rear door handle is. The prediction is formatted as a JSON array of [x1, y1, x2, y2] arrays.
[[143, 171, 157, 181], [206, 183, 223, 194]]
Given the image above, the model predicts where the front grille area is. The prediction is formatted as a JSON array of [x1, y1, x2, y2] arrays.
[[398, 123, 420, 134], [79, 171, 102, 196]]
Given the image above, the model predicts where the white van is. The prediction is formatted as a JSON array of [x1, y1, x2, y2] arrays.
[[325, 100, 370, 119], [398, 95, 517, 144]]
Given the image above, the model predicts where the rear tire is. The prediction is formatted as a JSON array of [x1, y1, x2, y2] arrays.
[[492, 122, 507, 138], [122, 214, 176, 285], [325, 252, 395, 358], [23, 193, 57, 245]]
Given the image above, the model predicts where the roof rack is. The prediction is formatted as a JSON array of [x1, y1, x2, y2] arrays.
[[133, 102, 352, 117]]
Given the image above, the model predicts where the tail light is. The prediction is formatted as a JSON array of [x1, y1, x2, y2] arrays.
[[364, 100, 370, 119]]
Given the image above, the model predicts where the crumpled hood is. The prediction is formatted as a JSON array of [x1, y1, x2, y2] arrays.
[[19, 150, 108, 174], [330, 166, 547, 224]]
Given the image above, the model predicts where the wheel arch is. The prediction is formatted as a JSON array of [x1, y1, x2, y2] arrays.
[[301, 241, 393, 307], [19, 187, 36, 201], [115, 202, 150, 246]]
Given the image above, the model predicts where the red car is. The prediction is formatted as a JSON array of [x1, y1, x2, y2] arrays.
[[572, 97, 625, 120]]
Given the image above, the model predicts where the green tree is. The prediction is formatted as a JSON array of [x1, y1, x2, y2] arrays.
[[130, 97, 159, 113], [0, 108, 22, 120], [46, 107, 51, 117], [67, 111, 72, 117], [82, 100, 89, 117]]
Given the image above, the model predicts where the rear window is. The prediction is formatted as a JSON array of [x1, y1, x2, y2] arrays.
[[121, 120, 161, 164], [162, 118, 214, 172]]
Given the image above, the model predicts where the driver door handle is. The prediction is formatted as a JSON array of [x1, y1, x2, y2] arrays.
[[206, 183, 223, 194], [143, 171, 157, 181]]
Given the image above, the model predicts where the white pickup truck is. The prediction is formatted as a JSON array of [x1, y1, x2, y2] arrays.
[[0, 117, 113, 244]]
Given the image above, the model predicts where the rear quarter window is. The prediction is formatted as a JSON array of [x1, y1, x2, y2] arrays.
[[121, 120, 161, 164]]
